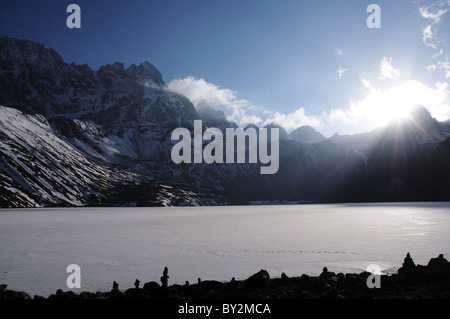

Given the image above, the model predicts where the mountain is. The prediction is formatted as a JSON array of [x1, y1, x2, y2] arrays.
[[289, 125, 326, 144], [1, 37, 450, 207]]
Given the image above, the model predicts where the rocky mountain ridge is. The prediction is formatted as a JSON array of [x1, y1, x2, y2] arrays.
[[1, 36, 450, 207]]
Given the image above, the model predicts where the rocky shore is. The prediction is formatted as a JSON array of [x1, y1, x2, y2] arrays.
[[1, 253, 450, 300]]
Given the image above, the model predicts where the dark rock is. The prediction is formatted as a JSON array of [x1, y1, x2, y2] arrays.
[[143, 281, 160, 292], [49, 289, 74, 300], [4, 289, 31, 299], [425, 254, 450, 279], [244, 269, 271, 289], [196, 280, 224, 291], [302, 291, 320, 299], [93, 292, 108, 299], [79, 291, 96, 299], [110, 282, 125, 300], [319, 266, 336, 279], [124, 288, 148, 299], [327, 276, 340, 283], [0, 284, 7, 294], [398, 252, 417, 276]]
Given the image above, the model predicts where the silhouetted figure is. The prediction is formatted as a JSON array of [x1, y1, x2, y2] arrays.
[[198, 278, 201, 284], [134, 279, 140, 289], [112, 281, 119, 290], [161, 267, 169, 288]]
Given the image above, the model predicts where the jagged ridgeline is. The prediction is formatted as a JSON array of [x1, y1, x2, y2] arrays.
[[1, 36, 450, 207]]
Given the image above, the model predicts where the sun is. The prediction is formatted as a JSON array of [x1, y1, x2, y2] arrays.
[[361, 80, 440, 128]]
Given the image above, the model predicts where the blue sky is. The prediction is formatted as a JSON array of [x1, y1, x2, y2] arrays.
[[1, 0, 450, 136]]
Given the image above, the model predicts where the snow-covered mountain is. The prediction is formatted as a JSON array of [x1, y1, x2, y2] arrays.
[[1, 36, 450, 207]]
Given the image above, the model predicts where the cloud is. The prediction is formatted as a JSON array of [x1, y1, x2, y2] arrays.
[[418, 1, 450, 81], [419, 1, 450, 49], [438, 60, 450, 78], [419, 0, 450, 23], [379, 57, 401, 80], [423, 24, 437, 48], [263, 108, 322, 131], [168, 74, 450, 137], [335, 48, 344, 56], [167, 76, 262, 126], [337, 65, 349, 78]]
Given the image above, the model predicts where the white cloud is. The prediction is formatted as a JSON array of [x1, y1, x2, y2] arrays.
[[419, 1, 450, 49], [167, 76, 262, 126], [419, 1, 450, 80], [419, 0, 450, 23], [438, 60, 450, 78], [337, 65, 349, 78], [263, 108, 322, 131], [168, 76, 450, 137], [423, 24, 437, 49], [433, 48, 445, 58], [379, 57, 401, 80]]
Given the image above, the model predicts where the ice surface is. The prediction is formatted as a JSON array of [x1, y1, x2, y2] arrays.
[[0, 202, 449, 297]]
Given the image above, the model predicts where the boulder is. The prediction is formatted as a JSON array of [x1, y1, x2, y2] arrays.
[[143, 281, 160, 292], [319, 266, 336, 279], [0, 284, 7, 294], [244, 270, 271, 288], [4, 289, 31, 299], [196, 280, 224, 291], [425, 254, 450, 279], [398, 252, 420, 276], [109, 288, 125, 299], [124, 288, 149, 299]]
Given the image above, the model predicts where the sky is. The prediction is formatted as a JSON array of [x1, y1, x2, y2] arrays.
[[0, 0, 450, 136]]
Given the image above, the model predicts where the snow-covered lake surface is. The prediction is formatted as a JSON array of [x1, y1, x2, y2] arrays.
[[0, 202, 449, 297]]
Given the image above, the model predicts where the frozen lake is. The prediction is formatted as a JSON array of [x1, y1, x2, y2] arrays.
[[0, 202, 449, 297]]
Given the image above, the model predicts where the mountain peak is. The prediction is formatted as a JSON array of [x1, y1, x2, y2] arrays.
[[0, 36, 65, 68], [289, 125, 326, 144], [408, 105, 434, 124], [126, 61, 165, 87], [264, 122, 290, 140]]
